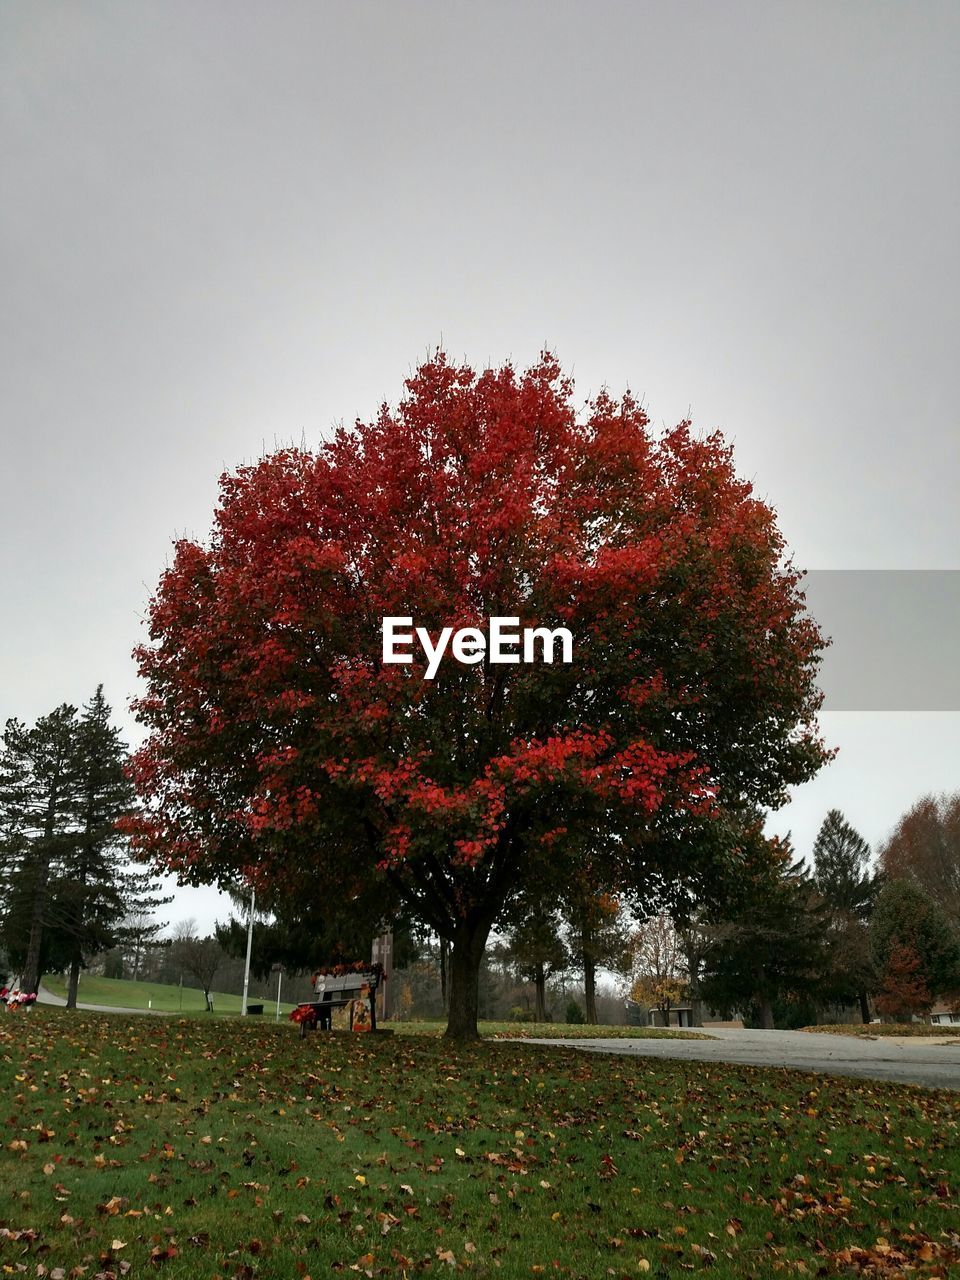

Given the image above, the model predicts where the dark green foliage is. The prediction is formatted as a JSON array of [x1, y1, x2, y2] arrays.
[[700, 849, 837, 1029], [811, 811, 880, 1021], [215, 890, 419, 983], [0, 706, 83, 991], [813, 809, 878, 920], [502, 899, 568, 1021], [565, 999, 586, 1024], [745, 992, 823, 1031], [562, 878, 631, 1023], [51, 689, 136, 1003], [0, 691, 170, 998], [869, 878, 960, 1005], [114, 870, 174, 980]]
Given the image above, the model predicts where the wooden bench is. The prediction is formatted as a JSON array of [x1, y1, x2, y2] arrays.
[[294, 970, 380, 1037]]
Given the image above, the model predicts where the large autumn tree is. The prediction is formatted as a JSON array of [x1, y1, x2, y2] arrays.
[[880, 793, 960, 930], [125, 353, 829, 1038]]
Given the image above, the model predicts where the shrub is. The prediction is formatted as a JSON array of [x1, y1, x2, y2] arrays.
[[565, 1000, 586, 1024]]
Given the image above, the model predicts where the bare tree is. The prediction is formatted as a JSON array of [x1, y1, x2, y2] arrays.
[[169, 919, 223, 1011], [629, 912, 688, 1026]]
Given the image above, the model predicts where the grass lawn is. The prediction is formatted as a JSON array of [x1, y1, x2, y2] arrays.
[[42, 974, 298, 1017], [1, 1010, 958, 1278], [392, 1020, 711, 1041], [800, 1023, 960, 1038]]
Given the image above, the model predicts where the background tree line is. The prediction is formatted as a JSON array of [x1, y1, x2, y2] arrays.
[[385, 795, 960, 1029], [624, 800, 960, 1030]]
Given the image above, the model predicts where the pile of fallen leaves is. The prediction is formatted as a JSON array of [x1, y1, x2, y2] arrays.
[[820, 1231, 960, 1276]]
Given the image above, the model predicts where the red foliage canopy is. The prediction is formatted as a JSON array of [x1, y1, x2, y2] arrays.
[[124, 353, 828, 1032]]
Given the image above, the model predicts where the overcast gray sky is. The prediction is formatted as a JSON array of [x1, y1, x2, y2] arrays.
[[2, 1, 958, 934]]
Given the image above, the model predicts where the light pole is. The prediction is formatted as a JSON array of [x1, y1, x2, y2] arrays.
[[241, 886, 255, 1016], [273, 962, 283, 1021], [372, 930, 393, 1022]]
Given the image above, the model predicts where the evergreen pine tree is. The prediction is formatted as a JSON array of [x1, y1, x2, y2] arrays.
[[50, 687, 171, 1008], [812, 809, 879, 1021], [0, 692, 171, 1001], [701, 847, 836, 1029], [812, 809, 877, 919], [115, 874, 174, 980], [0, 706, 82, 993]]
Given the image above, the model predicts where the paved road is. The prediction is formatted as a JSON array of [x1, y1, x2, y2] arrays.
[[524, 1026, 960, 1090]]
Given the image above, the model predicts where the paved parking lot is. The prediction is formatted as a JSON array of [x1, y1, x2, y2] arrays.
[[526, 1025, 960, 1090]]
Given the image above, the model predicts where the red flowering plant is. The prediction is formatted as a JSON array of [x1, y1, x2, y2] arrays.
[[124, 353, 829, 1039], [4, 991, 37, 1009]]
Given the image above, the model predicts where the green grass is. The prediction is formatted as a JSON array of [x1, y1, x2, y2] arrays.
[[1, 1009, 958, 1278], [42, 974, 298, 1016], [800, 1022, 960, 1038], [491, 1021, 712, 1040], [391, 1019, 711, 1040]]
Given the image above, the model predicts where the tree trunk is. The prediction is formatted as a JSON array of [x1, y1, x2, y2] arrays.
[[758, 997, 775, 1029], [858, 990, 871, 1024], [534, 964, 546, 1022], [23, 774, 66, 997], [21, 844, 54, 996], [21, 886, 48, 997], [581, 913, 598, 1024], [64, 838, 92, 1012], [439, 936, 449, 1013], [66, 952, 82, 1010], [681, 933, 707, 1028], [443, 919, 491, 1040], [583, 957, 598, 1024]]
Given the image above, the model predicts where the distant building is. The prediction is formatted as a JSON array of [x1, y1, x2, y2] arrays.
[[625, 999, 743, 1030]]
